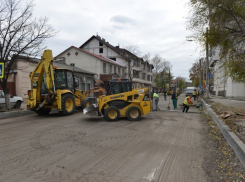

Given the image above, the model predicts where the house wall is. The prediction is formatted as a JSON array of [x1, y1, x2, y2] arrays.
[[212, 50, 245, 100], [57, 47, 101, 77], [83, 38, 127, 67], [16, 61, 36, 98]]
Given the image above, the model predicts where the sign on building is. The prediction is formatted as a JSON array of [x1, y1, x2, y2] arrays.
[[0, 63, 4, 78]]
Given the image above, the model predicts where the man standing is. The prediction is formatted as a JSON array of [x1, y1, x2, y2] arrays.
[[152, 91, 159, 111], [193, 89, 197, 100], [163, 90, 167, 101], [171, 90, 178, 109], [182, 95, 193, 113]]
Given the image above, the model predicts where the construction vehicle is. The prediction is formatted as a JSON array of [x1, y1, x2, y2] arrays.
[[27, 49, 92, 115], [84, 79, 152, 121], [85, 86, 107, 97]]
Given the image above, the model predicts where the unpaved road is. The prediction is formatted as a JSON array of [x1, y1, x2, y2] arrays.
[[0, 94, 207, 182]]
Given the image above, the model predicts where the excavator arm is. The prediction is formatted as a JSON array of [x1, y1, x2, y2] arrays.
[[28, 50, 56, 109], [85, 86, 107, 97]]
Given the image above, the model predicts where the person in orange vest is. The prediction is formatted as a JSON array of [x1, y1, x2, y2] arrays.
[[182, 95, 193, 113]]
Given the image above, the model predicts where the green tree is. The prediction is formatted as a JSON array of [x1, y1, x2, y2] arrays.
[[187, 0, 245, 83], [0, 0, 57, 109]]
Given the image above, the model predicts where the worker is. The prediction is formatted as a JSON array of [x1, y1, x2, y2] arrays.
[[197, 89, 200, 100], [152, 91, 159, 111], [163, 90, 167, 101], [182, 95, 193, 113], [171, 90, 178, 109], [193, 89, 197, 100]]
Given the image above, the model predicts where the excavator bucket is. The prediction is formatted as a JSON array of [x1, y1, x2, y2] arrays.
[[83, 104, 98, 115]]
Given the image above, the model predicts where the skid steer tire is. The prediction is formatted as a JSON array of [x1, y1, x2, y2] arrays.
[[104, 106, 120, 122], [81, 98, 91, 109], [36, 108, 51, 115], [60, 94, 75, 116], [126, 106, 141, 121]]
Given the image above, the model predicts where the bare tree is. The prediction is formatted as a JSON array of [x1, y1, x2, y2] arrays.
[[0, 0, 57, 109]]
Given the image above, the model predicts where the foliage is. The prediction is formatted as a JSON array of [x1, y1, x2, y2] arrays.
[[189, 60, 201, 87], [0, 0, 57, 108], [188, 0, 245, 83], [175, 76, 186, 90]]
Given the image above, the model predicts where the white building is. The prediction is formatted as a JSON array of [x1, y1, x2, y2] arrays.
[[55, 46, 126, 87], [210, 48, 245, 100], [80, 35, 154, 89]]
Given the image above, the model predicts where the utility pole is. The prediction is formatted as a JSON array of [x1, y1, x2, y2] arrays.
[[206, 27, 209, 98]]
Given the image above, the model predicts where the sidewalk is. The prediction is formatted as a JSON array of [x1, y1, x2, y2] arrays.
[[209, 95, 245, 110]]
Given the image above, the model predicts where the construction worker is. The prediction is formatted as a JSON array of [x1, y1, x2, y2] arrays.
[[182, 95, 193, 113], [152, 91, 159, 111], [193, 89, 197, 100], [171, 90, 178, 109], [163, 90, 167, 101]]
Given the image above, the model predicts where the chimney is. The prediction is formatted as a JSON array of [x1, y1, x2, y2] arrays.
[[102, 38, 105, 42]]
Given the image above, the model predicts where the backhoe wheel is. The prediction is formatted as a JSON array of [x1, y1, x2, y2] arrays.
[[36, 108, 51, 115], [126, 106, 141, 121], [61, 94, 75, 116], [81, 98, 91, 109], [104, 106, 120, 122]]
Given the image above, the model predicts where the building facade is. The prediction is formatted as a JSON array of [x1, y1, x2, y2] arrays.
[[80, 35, 154, 90], [210, 48, 245, 100], [55, 46, 126, 86]]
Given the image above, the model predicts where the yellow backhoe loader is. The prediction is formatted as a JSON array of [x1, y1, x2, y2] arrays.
[[84, 79, 151, 121], [27, 49, 92, 115]]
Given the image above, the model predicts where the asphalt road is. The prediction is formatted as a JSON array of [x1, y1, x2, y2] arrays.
[[0, 94, 207, 182]]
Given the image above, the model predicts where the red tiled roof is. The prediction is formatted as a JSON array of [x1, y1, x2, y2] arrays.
[[55, 46, 125, 68]]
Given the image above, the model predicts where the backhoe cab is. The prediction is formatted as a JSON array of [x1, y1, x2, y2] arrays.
[[84, 79, 151, 121], [27, 50, 90, 116]]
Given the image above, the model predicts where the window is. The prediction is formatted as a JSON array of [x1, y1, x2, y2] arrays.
[[70, 63, 75, 67], [114, 66, 116, 73], [110, 58, 116, 61], [151, 76, 153, 81], [87, 83, 90, 90], [147, 75, 150, 81], [142, 73, 145, 80], [67, 71, 74, 92], [118, 67, 121, 75], [103, 63, 106, 73], [142, 63, 145, 70], [122, 69, 125, 75], [133, 70, 140, 78], [133, 60, 138, 67], [99, 48, 103, 53], [148, 66, 150, 72], [99, 42, 103, 46], [109, 65, 112, 74]]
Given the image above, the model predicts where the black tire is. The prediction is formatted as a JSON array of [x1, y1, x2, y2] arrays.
[[126, 106, 141, 121], [60, 94, 75, 116], [14, 101, 21, 109], [81, 98, 91, 109], [35, 108, 51, 115], [104, 106, 120, 121]]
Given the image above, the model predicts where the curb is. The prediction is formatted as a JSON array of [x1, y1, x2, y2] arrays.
[[0, 110, 34, 119], [202, 99, 245, 169]]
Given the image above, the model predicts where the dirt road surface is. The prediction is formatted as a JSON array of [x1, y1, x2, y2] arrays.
[[0, 94, 207, 182]]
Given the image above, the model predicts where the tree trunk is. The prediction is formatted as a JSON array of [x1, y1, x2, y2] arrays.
[[4, 90, 11, 110]]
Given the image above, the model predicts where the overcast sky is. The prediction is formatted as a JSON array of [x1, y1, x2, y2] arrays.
[[33, 0, 202, 80]]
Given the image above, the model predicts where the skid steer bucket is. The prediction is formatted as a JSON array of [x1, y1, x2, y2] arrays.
[[83, 104, 98, 115]]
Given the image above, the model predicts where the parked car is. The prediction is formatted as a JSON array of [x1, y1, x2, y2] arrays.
[[0, 90, 23, 109]]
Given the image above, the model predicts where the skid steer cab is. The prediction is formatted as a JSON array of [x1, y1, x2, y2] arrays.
[[27, 49, 92, 116], [84, 79, 152, 121]]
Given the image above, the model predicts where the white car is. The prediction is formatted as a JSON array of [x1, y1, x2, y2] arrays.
[[0, 90, 23, 109]]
